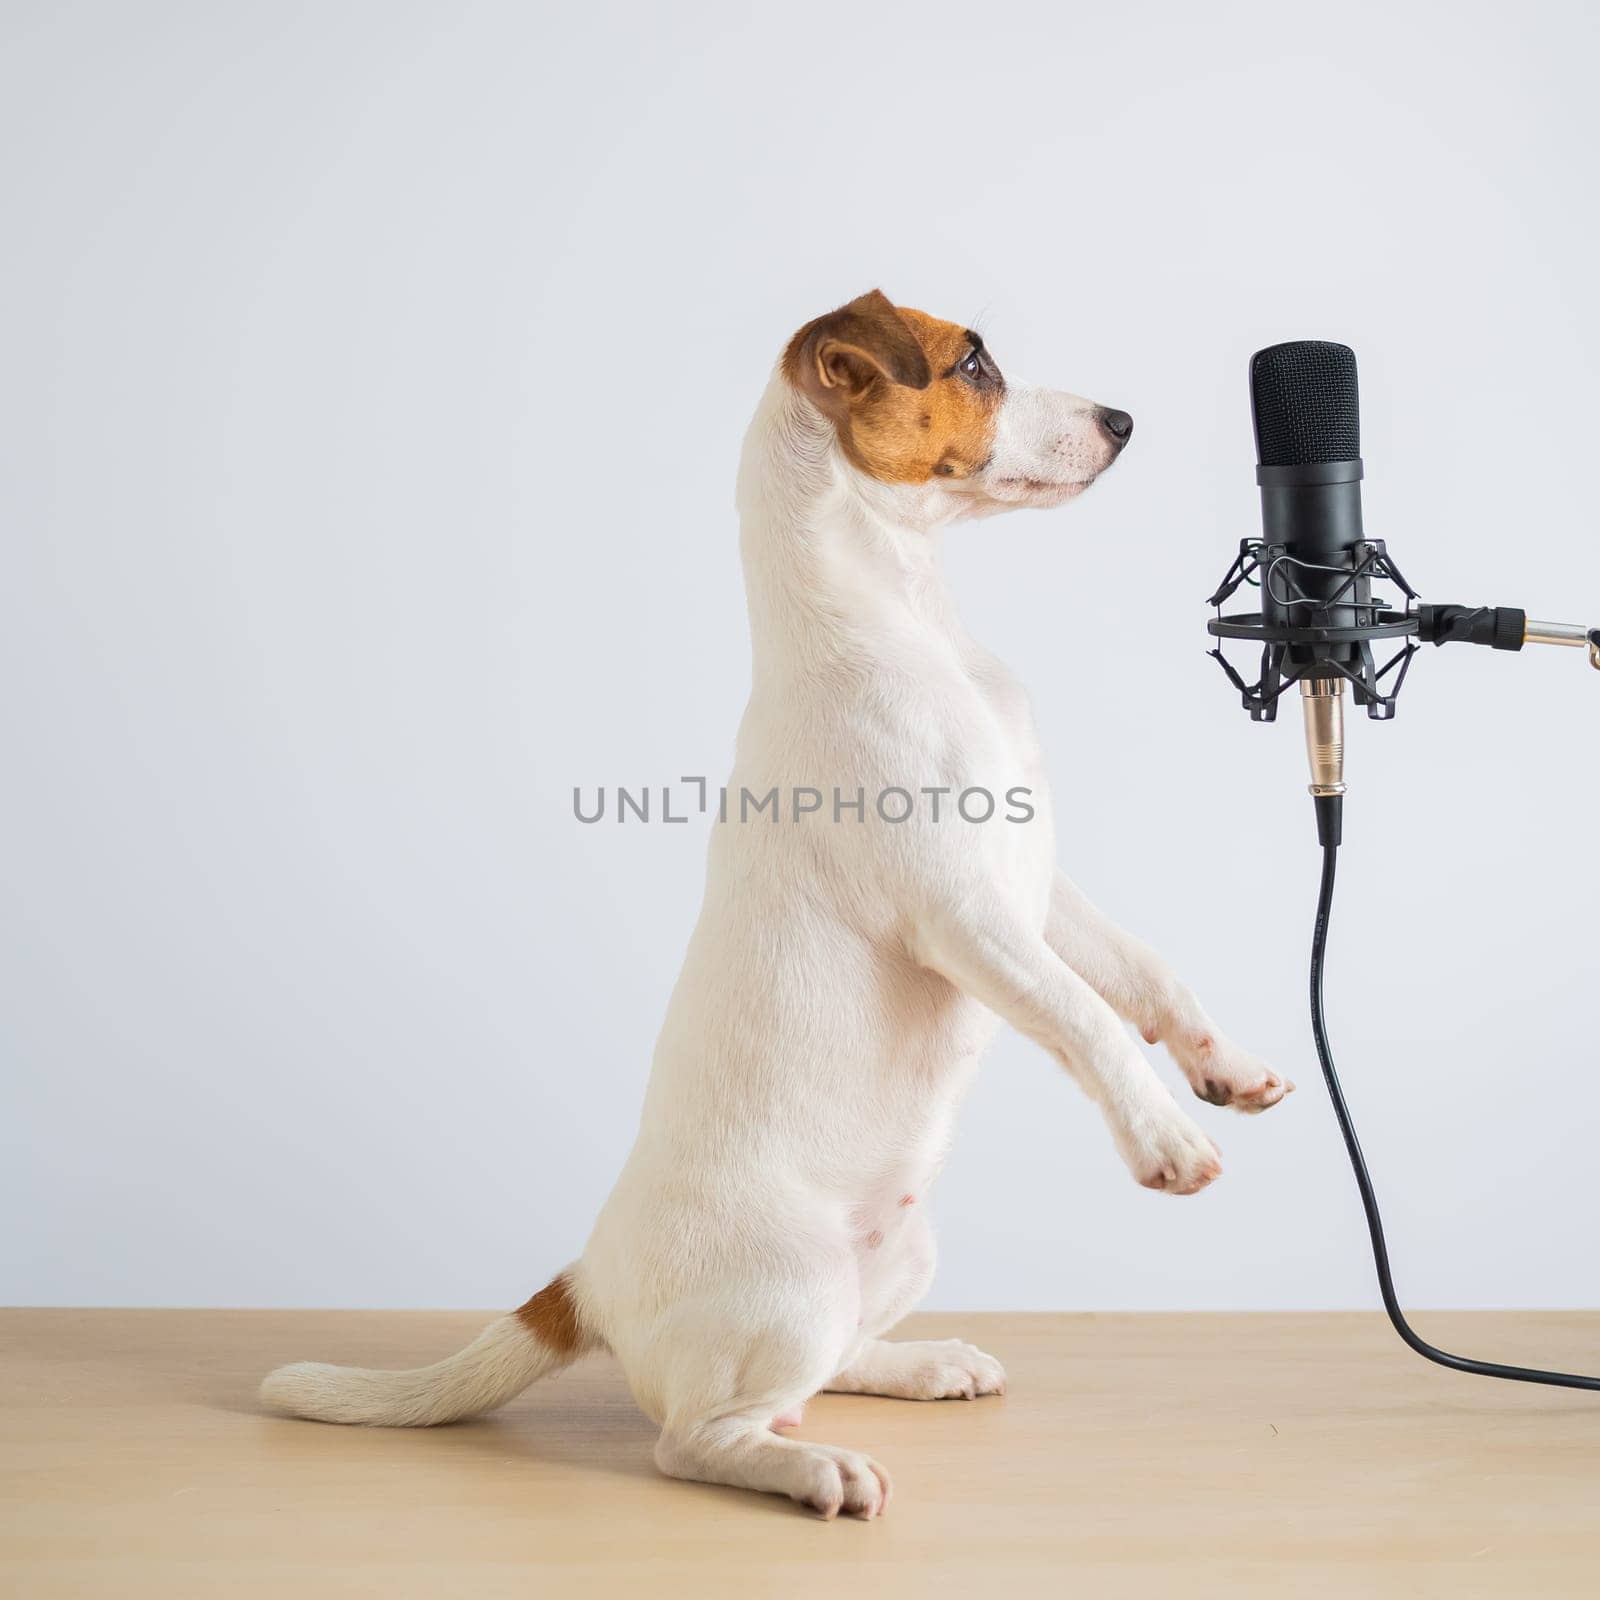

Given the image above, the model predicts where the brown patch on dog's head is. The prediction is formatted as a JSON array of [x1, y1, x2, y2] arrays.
[[783, 290, 1004, 486]]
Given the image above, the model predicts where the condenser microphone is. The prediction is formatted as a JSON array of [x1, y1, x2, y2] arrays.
[[1205, 336, 1600, 1400], [1209, 338, 1596, 772], [1250, 340, 1366, 666], [1248, 341, 1376, 842]]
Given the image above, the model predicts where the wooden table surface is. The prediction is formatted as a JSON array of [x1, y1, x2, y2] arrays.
[[4, 1307, 1600, 1597]]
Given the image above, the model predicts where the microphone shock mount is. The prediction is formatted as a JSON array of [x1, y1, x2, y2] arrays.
[[1207, 535, 1598, 811]]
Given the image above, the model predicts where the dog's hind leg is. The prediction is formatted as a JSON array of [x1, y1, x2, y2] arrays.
[[828, 1338, 1006, 1401], [637, 1287, 892, 1519], [824, 1213, 1006, 1401], [655, 1406, 891, 1520]]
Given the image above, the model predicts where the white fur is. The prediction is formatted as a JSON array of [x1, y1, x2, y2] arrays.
[[262, 339, 1288, 1519], [260, 1315, 566, 1426]]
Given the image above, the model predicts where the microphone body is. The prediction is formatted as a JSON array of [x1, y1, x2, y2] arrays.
[[1249, 340, 1373, 839], [1251, 341, 1368, 672]]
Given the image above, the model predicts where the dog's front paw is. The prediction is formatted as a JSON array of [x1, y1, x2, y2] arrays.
[[1176, 1034, 1293, 1115], [1121, 1105, 1222, 1195]]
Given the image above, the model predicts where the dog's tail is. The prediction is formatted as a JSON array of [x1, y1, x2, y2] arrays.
[[258, 1271, 597, 1427]]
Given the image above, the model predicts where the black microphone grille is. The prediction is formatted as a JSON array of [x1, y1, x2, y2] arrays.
[[1250, 340, 1360, 466]]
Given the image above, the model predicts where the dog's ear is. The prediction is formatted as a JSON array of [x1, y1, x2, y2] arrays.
[[785, 290, 932, 411]]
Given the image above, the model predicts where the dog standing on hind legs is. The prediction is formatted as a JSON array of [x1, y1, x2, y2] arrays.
[[261, 289, 1292, 1519]]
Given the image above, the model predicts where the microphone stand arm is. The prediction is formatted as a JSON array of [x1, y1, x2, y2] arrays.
[[1417, 603, 1600, 669]]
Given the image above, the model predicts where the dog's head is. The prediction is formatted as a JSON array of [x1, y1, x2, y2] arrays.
[[782, 289, 1131, 522]]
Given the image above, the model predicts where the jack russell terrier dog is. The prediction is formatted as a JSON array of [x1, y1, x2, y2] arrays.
[[262, 290, 1291, 1519]]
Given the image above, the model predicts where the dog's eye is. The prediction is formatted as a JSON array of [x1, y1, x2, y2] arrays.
[[957, 346, 1002, 387]]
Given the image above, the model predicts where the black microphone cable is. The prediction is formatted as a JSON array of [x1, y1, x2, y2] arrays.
[[1309, 812, 1600, 1392]]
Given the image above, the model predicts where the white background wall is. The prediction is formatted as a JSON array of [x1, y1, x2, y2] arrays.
[[4, 0, 1597, 1312]]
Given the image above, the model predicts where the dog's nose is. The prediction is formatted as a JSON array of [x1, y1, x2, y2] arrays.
[[1099, 408, 1134, 445]]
